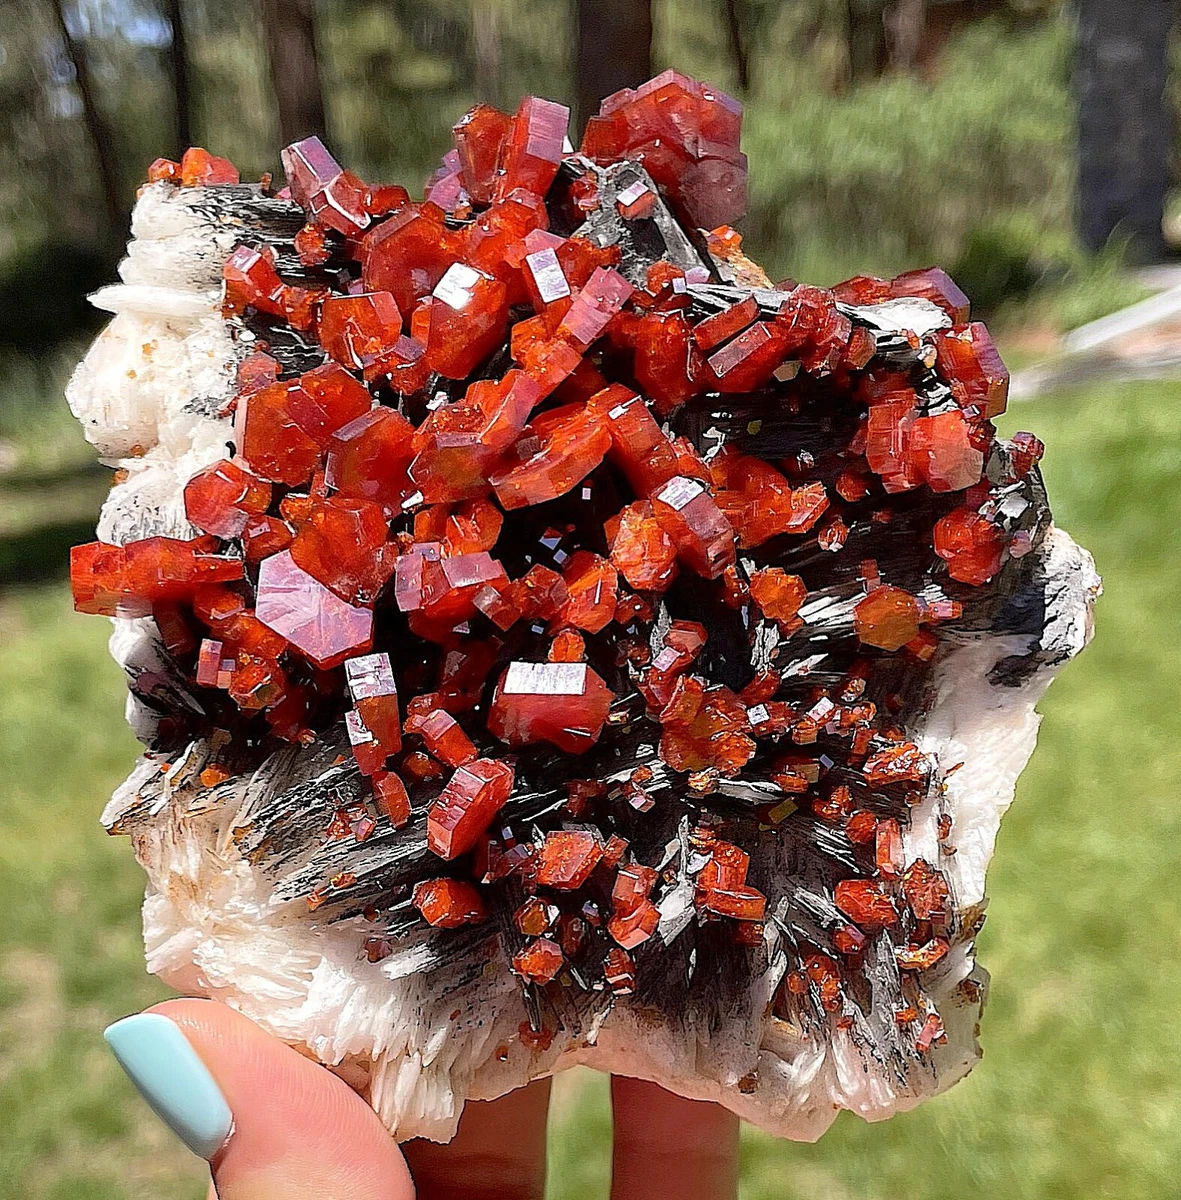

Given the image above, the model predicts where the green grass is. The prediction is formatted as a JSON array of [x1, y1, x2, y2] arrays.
[[2, 379, 1179, 1198]]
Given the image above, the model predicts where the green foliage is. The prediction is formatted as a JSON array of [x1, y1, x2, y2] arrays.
[[741, 18, 1076, 285]]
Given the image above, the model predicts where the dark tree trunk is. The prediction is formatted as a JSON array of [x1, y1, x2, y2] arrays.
[[1076, 0, 1175, 261], [48, 0, 124, 234], [257, 0, 327, 146], [886, 0, 926, 71], [846, 0, 889, 82], [164, 0, 193, 154], [575, 0, 653, 135], [722, 0, 751, 93]]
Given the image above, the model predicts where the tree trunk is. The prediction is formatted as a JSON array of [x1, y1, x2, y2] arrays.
[[48, 0, 124, 234], [257, 0, 327, 146], [886, 0, 926, 72], [471, 0, 502, 109], [575, 0, 653, 135], [846, 0, 889, 82], [164, 0, 193, 154], [722, 0, 751, 93], [1076, 0, 1175, 261]]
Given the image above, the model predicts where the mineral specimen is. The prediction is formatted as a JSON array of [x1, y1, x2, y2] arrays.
[[68, 70, 1097, 1147]]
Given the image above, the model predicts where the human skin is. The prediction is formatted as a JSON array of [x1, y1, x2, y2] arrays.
[[134, 998, 739, 1200]]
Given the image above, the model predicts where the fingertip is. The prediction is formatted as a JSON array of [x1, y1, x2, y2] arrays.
[[146, 999, 414, 1200], [103, 1010, 233, 1160]]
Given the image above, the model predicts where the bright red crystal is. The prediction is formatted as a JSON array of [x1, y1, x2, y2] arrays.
[[180, 147, 238, 186], [891, 267, 970, 323], [345, 708, 390, 775], [416, 498, 504, 556], [603, 946, 636, 994], [1010, 431, 1045, 479], [183, 458, 271, 539], [497, 96, 569, 200], [294, 224, 330, 267], [408, 552, 510, 628], [935, 322, 1009, 418], [290, 495, 393, 605], [693, 296, 759, 351], [854, 585, 922, 651], [413, 878, 487, 928], [612, 863, 658, 916], [607, 901, 660, 948], [427, 758, 515, 859], [559, 552, 619, 634], [318, 292, 403, 375], [414, 263, 509, 379], [834, 879, 899, 927], [410, 374, 542, 504], [863, 742, 930, 786], [875, 817, 903, 879], [608, 502, 677, 592], [373, 771, 411, 827], [934, 507, 1007, 585], [223, 244, 286, 317], [407, 706, 478, 768], [592, 385, 680, 496], [912, 410, 984, 492], [651, 476, 736, 578], [281, 136, 371, 237], [711, 450, 829, 547], [255, 551, 373, 667], [660, 687, 754, 775], [452, 104, 512, 204], [491, 402, 610, 510], [515, 896, 559, 936], [71, 538, 243, 618], [902, 859, 951, 920], [325, 407, 416, 509], [623, 311, 709, 411], [512, 937, 564, 984], [488, 661, 613, 754], [536, 830, 604, 889], [558, 268, 635, 349], [749, 568, 807, 626], [237, 365, 371, 487], [346, 650, 400, 724], [581, 71, 746, 229], [706, 321, 791, 393], [896, 938, 950, 971], [195, 638, 224, 687], [699, 884, 766, 921], [361, 203, 462, 315], [147, 157, 180, 184]]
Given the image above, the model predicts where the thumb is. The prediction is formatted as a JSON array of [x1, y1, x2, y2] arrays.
[[104, 998, 414, 1200]]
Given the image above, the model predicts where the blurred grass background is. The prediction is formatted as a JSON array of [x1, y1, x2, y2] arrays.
[[2, 0, 1179, 1196]]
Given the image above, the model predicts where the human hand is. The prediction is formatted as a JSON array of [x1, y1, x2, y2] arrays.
[[104, 999, 739, 1199]]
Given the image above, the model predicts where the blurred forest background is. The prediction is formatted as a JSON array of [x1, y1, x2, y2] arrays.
[[2, 2, 1181, 1199]]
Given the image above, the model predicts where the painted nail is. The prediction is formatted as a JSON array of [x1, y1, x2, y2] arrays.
[[104, 1012, 233, 1159]]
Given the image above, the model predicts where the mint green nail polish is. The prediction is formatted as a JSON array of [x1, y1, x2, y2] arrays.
[[104, 1013, 233, 1160]]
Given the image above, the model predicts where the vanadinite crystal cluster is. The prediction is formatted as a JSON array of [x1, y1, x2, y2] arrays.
[[68, 72, 1098, 1142]]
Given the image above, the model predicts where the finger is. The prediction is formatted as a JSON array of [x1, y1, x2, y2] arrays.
[[402, 1077, 552, 1200], [609, 1076, 739, 1200], [105, 999, 414, 1200]]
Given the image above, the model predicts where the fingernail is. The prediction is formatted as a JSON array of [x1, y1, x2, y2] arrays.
[[104, 1012, 233, 1159]]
